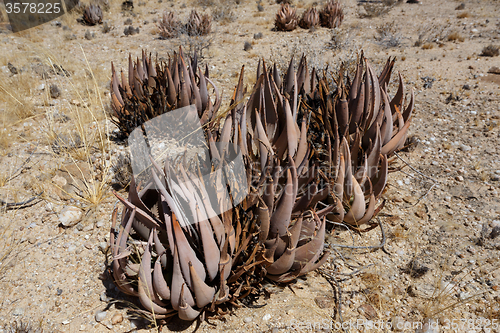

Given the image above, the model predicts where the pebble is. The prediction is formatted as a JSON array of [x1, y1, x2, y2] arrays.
[[262, 313, 271, 321], [100, 292, 110, 302], [95, 310, 107, 322], [455, 175, 464, 182], [111, 313, 123, 325], [244, 317, 252, 323], [58, 206, 83, 227], [99, 242, 108, 253], [96, 220, 105, 228], [84, 242, 93, 250], [12, 307, 24, 316], [358, 303, 377, 320], [314, 296, 335, 309]]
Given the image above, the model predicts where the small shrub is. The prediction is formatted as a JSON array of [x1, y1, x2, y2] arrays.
[[481, 44, 499, 57], [447, 31, 464, 42], [243, 41, 252, 51]]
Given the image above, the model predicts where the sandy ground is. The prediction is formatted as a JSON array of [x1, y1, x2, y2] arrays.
[[0, 0, 499, 332]]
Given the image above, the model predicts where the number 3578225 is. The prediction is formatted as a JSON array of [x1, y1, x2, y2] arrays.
[[5, 2, 61, 14]]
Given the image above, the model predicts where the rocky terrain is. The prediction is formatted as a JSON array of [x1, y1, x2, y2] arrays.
[[0, 0, 499, 332]]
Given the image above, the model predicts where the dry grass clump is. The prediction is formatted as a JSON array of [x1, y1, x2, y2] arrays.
[[36, 49, 112, 209], [481, 44, 499, 57], [447, 31, 464, 42], [0, 68, 36, 122], [360, 0, 400, 18], [376, 22, 404, 48], [275, 4, 298, 31], [158, 11, 181, 39], [456, 11, 471, 19], [212, 0, 238, 23]]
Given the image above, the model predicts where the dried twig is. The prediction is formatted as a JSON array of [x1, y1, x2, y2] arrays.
[[0, 191, 43, 209], [318, 268, 347, 333]]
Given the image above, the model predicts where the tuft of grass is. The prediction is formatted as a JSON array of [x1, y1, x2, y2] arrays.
[[4, 319, 44, 333], [447, 31, 464, 42], [481, 44, 499, 57], [457, 11, 471, 19], [422, 43, 434, 50], [376, 22, 404, 48], [359, 0, 402, 18], [33, 46, 113, 210]]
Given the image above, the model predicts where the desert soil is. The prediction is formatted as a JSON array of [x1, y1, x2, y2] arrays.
[[0, 0, 499, 332]]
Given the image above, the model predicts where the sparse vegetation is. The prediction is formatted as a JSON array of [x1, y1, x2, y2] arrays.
[[376, 22, 404, 48], [0, 0, 498, 330], [481, 44, 499, 57]]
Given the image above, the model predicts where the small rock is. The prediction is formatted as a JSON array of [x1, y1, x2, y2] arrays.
[[12, 307, 24, 316], [58, 206, 83, 227], [99, 242, 109, 253], [7, 62, 18, 75], [38, 83, 45, 91], [455, 175, 464, 182], [462, 84, 470, 90], [76, 222, 84, 231], [314, 296, 334, 309], [490, 226, 500, 239], [96, 220, 105, 228], [243, 41, 253, 51], [244, 317, 252, 323], [262, 313, 271, 321], [57, 288, 63, 296], [84, 242, 93, 250], [95, 310, 107, 322], [124, 25, 139, 36], [459, 144, 471, 152], [111, 313, 123, 325], [358, 303, 377, 320], [50, 84, 61, 98], [254, 32, 263, 39], [100, 292, 110, 302], [487, 66, 500, 75], [84, 30, 95, 40], [62, 320, 71, 325]]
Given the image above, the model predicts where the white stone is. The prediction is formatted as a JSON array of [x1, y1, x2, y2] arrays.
[[58, 206, 83, 227], [95, 311, 107, 322]]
